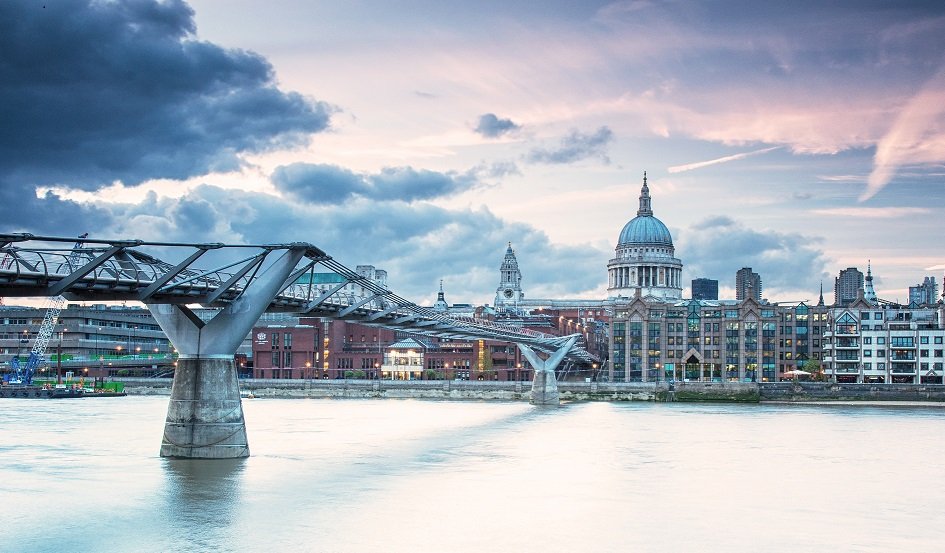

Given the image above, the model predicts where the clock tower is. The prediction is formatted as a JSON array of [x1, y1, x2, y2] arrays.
[[495, 242, 524, 309]]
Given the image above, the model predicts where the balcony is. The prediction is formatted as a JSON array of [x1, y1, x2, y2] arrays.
[[832, 366, 859, 374]]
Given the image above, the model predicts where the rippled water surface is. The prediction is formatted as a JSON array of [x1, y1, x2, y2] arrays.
[[2, 396, 945, 552]]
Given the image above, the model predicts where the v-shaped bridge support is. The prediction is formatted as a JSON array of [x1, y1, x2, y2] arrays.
[[517, 336, 577, 406], [147, 248, 305, 459]]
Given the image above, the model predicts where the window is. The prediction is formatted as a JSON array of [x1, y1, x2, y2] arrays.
[[271, 332, 280, 348], [874, 312, 883, 320], [878, 363, 886, 370], [863, 362, 871, 369], [860, 311, 870, 321], [864, 350, 872, 357], [877, 337, 886, 345], [284, 351, 292, 367], [935, 336, 943, 344], [877, 350, 885, 358], [284, 333, 293, 349], [864, 337, 872, 345], [920, 336, 929, 344], [835, 313, 858, 335], [271, 352, 281, 367]]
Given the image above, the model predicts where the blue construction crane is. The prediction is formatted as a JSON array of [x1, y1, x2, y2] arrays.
[[8, 234, 87, 385]]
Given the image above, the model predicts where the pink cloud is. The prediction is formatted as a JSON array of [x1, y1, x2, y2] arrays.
[[863, 68, 945, 200]]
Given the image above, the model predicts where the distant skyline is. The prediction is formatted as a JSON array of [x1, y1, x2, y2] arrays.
[[1, 0, 943, 306]]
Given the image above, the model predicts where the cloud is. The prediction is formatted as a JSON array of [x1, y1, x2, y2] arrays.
[[667, 146, 780, 173], [810, 207, 932, 218], [271, 164, 482, 204], [817, 175, 865, 182], [526, 127, 614, 164], [691, 216, 736, 230], [864, 68, 945, 200], [74, 184, 608, 304], [0, 0, 332, 224], [271, 164, 366, 204], [677, 217, 828, 298], [474, 113, 521, 138]]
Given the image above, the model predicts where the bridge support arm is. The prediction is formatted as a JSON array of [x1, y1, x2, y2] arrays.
[[518, 336, 576, 406], [147, 247, 306, 459]]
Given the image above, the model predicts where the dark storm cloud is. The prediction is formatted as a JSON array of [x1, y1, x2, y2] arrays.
[[526, 127, 614, 164], [474, 113, 521, 138], [678, 217, 828, 297], [271, 163, 481, 204], [0, 0, 332, 193], [0, 182, 115, 238]]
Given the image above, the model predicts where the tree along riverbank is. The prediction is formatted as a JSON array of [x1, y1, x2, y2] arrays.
[[119, 378, 945, 403]]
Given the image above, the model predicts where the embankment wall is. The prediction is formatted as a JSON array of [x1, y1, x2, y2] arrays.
[[122, 378, 945, 403]]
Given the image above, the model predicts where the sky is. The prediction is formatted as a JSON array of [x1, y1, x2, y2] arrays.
[[2, 0, 944, 307]]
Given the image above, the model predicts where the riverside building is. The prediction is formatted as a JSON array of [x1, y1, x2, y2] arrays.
[[822, 294, 945, 383]]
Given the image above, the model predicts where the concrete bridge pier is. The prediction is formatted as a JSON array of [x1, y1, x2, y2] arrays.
[[148, 247, 306, 459], [518, 336, 577, 406]]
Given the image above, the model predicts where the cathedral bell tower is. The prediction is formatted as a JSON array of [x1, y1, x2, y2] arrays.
[[495, 242, 524, 309]]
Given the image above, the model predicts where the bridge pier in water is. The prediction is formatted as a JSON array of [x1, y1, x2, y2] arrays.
[[148, 248, 306, 459], [518, 336, 577, 406]]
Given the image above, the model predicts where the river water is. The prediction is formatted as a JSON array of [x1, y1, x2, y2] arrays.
[[2, 397, 944, 552]]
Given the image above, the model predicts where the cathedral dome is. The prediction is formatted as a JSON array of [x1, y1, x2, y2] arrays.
[[616, 171, 673, 247], [618, 215, 673, 246]]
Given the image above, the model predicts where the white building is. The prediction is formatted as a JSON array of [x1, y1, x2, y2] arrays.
[[823, 296, 945, 384]]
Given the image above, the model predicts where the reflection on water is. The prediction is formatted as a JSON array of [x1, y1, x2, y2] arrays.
[[163, 459, 245, 550], [2, 397, 945, 552]]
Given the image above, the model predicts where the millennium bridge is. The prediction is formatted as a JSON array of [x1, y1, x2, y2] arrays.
[[0, 233, 597, 458]]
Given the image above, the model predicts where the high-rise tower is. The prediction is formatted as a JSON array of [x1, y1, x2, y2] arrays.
[[735, 267, 762, 302], [834, 267, 864, 306]]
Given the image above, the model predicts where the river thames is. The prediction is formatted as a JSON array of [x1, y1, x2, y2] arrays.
[[2, 396, 945, 552]]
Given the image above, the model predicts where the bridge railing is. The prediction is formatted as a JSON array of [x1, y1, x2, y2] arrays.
[[0, 234, 599, 363]]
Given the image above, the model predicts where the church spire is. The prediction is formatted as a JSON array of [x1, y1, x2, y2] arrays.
[[863, 260, 878, 305], [817, 282, 824, 307], [433, 279, 448, 312], [637, 171, 653, 217]]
